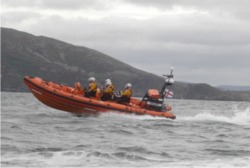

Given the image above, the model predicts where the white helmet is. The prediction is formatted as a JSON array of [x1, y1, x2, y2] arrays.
[[105, 81, 112, 87], [105, 79, 111, 83], [88, 77, 95, 82], [125, 83, 132, 89]]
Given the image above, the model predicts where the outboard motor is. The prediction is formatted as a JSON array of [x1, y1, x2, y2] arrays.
[[140, 89, 165, 111], [139, 67, 175, 112]]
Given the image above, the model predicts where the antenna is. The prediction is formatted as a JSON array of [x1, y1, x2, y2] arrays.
[[163, 67, 174, 78]]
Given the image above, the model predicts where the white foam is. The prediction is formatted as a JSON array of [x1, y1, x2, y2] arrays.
[[2, 151, 88, 167], [162, 157, 250, 168], [99, 111, 171, 121], [2, 150, 250, 167], [179, 107, 250, 126], [42, 151, 87, 167]]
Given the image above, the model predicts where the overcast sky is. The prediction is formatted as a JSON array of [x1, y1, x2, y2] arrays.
[[2, 0, 250, 86]]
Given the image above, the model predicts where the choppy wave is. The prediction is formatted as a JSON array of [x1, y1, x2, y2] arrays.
[[2, 92, 250, 168], [178, 107, 250, 126], [3, 150, 250, 167], [164, 157, 250, 168]]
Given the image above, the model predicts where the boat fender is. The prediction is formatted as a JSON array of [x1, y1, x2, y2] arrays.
[[75, 82, 83, 91]]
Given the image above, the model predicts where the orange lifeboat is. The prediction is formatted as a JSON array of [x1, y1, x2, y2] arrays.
[[23, 76, 176, 119]]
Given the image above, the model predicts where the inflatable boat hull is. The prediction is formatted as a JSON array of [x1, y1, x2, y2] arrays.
[[24, 76, 176, 119]]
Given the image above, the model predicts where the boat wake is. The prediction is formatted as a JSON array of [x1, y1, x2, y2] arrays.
[[98, 107, 250, 126], [178, 107, 250, 126], [99, 111, 172, 121]]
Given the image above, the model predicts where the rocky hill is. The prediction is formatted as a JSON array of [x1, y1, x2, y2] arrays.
[[1, 27, 250, 101], [218, 85, 250, 91]]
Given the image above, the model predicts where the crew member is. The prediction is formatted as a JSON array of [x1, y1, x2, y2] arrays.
[[84, 77, 97, 97], [101, 80, 114, 101], [117, 83, 132, 103]]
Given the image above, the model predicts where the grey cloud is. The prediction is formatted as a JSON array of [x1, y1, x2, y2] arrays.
[[68, 15, 250, 47], [146, 16, 250, 46], [3, 11, 249, 47], [2, 0, 110, 10], [1, 11, 42, 26], [123, 0, 250, 20], [1, 0, 39, 7], [40, 0, 111, 10]]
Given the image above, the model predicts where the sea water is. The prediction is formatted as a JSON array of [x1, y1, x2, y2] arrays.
[[1, 92, 250, 167]]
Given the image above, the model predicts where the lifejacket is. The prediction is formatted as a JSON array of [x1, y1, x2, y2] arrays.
[[103, 85, 114, 95], [111, 84, 115, 92], [121, 88, 132, 98], [88, 82, 97, 92]]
